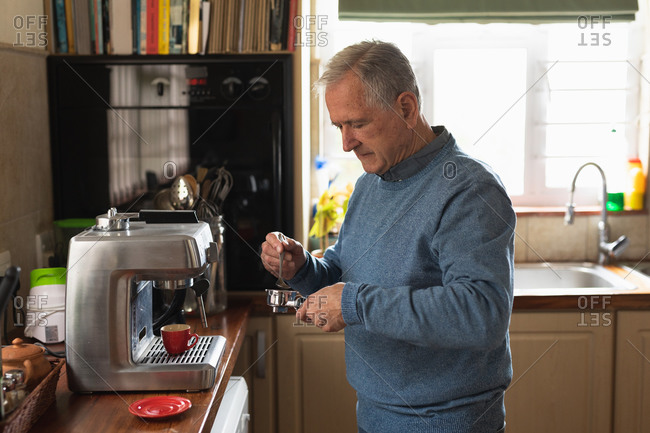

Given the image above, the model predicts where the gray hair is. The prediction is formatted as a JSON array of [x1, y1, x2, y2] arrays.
[[314, 40, 421, 110]]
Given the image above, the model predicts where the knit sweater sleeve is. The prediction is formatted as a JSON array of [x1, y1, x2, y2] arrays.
[[288, 240, 344, 296], [340, 179, 515, 351]]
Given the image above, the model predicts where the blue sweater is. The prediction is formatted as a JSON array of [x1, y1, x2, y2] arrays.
[[290, 134, 515, 432]]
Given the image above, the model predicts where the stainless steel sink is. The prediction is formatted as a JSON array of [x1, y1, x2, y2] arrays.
[[514, 262, 637, 294]]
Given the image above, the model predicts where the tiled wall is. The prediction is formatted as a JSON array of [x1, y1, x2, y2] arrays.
[[0, 46, 53, 303], [515, 213, 649, 264]]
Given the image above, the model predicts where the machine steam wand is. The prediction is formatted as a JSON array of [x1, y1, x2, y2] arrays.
[[191, 278, 210, 328]]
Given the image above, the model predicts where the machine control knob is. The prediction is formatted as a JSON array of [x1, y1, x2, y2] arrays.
[[94, 207, 138, 231], [247, 76, 270, 100], [220, 76, 243, 100]]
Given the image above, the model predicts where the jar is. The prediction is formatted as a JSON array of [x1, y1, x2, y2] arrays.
[[1, 338, 51, 391]]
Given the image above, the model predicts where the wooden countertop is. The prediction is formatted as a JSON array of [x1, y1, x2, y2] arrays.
[[29, 299, 251, 433], [513, 265, 650, 310]]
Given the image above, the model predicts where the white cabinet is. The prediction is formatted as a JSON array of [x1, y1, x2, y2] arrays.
[[275, 315, 358, 433], [506, 311, 614, 433], [240, 309, 650, 433], [613, 311, 650, 433]]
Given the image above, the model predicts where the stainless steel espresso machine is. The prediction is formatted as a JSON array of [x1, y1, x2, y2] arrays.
[[65, 208, 226, 392]]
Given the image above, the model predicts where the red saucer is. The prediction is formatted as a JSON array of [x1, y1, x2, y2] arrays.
[[128, 396, 192, 419]]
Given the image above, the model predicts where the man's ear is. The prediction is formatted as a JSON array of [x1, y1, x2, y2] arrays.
[[396, 91, 419, 129]]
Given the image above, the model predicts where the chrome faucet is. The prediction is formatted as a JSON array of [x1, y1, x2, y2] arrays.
[[564, 162, 629, 265]]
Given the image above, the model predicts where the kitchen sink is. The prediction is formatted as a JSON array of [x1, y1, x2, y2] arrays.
[[514, 262, 637, 294]]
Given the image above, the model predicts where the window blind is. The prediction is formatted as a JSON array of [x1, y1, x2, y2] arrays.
[[338, 0, 639, 23]]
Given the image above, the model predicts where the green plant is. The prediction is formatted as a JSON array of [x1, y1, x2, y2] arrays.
[[309, 184, 353, 251]]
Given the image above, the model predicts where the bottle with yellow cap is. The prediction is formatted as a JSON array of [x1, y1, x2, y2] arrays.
[[625, 157, 645, 210]]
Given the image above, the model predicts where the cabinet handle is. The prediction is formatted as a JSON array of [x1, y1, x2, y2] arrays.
[[255, 330, 266, 379]]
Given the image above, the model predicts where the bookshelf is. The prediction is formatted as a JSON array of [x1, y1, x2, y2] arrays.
[[42, 0, 309, 243], [46, 0, 297, 55]]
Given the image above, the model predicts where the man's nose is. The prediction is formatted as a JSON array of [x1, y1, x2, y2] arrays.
[[341, 126, 358, 152]]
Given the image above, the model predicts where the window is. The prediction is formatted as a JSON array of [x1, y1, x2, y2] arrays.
[[313, 2, 643, 207]]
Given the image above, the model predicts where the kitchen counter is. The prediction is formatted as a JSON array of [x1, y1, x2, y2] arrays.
[[28, 299, 251, 433], [513, 265, 650, 310]]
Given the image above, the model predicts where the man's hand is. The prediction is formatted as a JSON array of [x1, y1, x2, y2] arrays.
[[261, 232, 306, 281], [296, 282, 346, 332]]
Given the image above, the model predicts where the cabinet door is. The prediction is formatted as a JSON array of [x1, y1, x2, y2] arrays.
[[506, 311, 614, 433], [614, 311, 650, 433], [233, 316, 276, 433], [276, 315, 358, 433]]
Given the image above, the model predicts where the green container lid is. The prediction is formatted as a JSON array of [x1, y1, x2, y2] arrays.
[[30, 268, 67, 288], [53, 219, 95, 229]]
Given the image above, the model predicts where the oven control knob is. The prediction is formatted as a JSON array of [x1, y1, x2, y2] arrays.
[[248, 76, 270, 100], [220, 76, 243, 100]]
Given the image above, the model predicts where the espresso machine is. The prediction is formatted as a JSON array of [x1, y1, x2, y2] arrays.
[[65, 208, 226, 392]]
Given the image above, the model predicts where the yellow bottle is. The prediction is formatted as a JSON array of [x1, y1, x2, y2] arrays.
[[625, 158, 645, 210]]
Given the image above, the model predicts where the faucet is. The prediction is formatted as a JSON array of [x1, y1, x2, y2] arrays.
[[564, 162, 629, 265]]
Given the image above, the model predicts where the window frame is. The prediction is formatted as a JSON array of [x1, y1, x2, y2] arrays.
[[313, 16, 644, 207]]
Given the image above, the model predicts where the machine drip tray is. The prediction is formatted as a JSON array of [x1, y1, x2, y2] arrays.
[[138, 335, 226, 366]]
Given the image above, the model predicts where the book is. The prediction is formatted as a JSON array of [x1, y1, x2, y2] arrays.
[[53, 0, 68, 53], [88, 0, 96, 53], [146, 0, 158, 54], [138, 0, 147, 54], [269, 0, 284, 51], [169, 0, 183, 54], [187, 0, 200, 54], [93, 0, 104, 54], [110, 0, 133, 54], [102, 0, 111, 53], [159, 0, 170, 54], [181, 0, 189, 54], [132, 0, 139, 54], [200, 0, 210, 55], [286, 0, 296, 52], [64, 0, 75, 53], [73, 0, 92, 54]]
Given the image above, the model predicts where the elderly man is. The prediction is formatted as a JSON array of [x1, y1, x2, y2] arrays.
[[261, 40, 515, 433]]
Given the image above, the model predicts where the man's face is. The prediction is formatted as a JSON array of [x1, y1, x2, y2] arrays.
[[325, 72, 412, 175]]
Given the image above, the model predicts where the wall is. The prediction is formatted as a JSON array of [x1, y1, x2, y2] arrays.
[[515, 212, 648, 264], [0, 38, 52, 330]]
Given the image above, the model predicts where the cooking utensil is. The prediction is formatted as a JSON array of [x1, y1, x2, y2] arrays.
[[275, 233, 290, 289], [169, 176, 195, 210], [208, 167, 233, 214], [153, 188, 174, 210], [183, 174, 200, 204], [266, 288, 304, 313]]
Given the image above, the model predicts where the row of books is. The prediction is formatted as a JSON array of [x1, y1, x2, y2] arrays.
[[51, 0, 296, 55]]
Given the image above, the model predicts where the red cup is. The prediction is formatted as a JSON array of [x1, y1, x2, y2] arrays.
[[160, 324, 199, 355]]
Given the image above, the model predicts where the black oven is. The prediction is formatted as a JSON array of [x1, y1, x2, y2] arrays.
[[47, 54, 293, 291]]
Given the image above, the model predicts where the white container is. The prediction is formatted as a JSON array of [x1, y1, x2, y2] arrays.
[[24, 268, 66, 343], [211, 377, 249, 433]]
